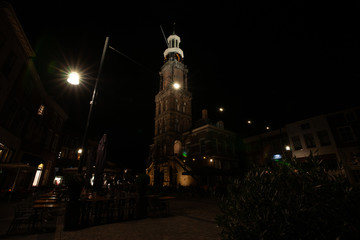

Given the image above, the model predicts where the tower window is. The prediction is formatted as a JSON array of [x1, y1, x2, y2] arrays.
[[175, 119, 179, 131], [172, 39, 175, 48], [37, 105, 45, 116], [176, 99, 180, 111]]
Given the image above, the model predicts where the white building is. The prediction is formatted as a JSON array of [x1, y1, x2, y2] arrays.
[[285, 115, 340, 169]]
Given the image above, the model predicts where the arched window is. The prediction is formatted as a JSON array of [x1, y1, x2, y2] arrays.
[[174, 140, 182, 156]]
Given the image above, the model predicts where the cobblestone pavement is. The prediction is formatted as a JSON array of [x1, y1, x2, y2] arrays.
[[1, 197, 222, 240]]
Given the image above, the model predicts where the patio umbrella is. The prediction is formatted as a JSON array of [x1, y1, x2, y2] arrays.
[[94, 134, 108, 191]]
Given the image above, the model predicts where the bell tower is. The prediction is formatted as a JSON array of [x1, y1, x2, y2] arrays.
[[149, 29, 192, 186]]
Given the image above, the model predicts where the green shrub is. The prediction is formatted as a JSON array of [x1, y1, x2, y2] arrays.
[[216, 155, 360, 240]]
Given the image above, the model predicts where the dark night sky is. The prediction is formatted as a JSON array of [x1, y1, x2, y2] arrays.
[[6, 1, 360, 171]]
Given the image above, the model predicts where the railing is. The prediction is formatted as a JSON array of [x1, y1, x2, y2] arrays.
[[78, 193, 137, 227]]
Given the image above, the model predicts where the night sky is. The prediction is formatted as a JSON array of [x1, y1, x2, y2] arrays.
[[6, 1, 360, 171]]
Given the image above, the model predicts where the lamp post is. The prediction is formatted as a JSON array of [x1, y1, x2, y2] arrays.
[[67, 36, 110, 174]]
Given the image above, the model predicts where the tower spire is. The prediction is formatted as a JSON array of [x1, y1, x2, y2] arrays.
[[163, 24, 184, 62]]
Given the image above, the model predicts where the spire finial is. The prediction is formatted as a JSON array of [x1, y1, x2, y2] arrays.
[[173, 22, 176, 34]]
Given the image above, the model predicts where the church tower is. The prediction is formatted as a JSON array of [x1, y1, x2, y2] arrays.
[[148, 29, 193, 186]]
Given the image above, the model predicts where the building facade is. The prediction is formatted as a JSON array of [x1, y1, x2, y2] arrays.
[[326, 107, 360, 184], [243, 106, 360, 184], [285, 115, 339, 169], [0, 2, 68, 197], [146, 31, 241, 187], [243, 128, 290, 167]]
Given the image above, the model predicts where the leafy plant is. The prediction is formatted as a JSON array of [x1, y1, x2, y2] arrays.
[[216, 154, 360, 240]]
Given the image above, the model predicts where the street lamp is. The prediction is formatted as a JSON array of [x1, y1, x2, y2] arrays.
[[67, 72, 80, 85], [67, 36, 110, 174]]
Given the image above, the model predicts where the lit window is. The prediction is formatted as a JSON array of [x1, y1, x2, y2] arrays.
[[53, 176, 63, 186], [37, 105, 45, 116], [32, 163, 44, 187]]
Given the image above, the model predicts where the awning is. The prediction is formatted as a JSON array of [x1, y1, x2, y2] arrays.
[[0, 163, 36, 169]]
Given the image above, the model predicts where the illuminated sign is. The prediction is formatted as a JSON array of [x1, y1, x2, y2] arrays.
[[272, 154, 282, 161]]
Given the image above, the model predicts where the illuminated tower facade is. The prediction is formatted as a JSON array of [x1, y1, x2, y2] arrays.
[[147, 30, 193, 186]]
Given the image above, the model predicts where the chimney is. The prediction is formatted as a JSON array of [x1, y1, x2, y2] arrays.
[[202, 109, 208, 120]]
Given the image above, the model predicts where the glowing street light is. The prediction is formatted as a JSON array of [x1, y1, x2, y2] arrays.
[[67, 72, 80, 85], [173, 82, 180, 89]]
